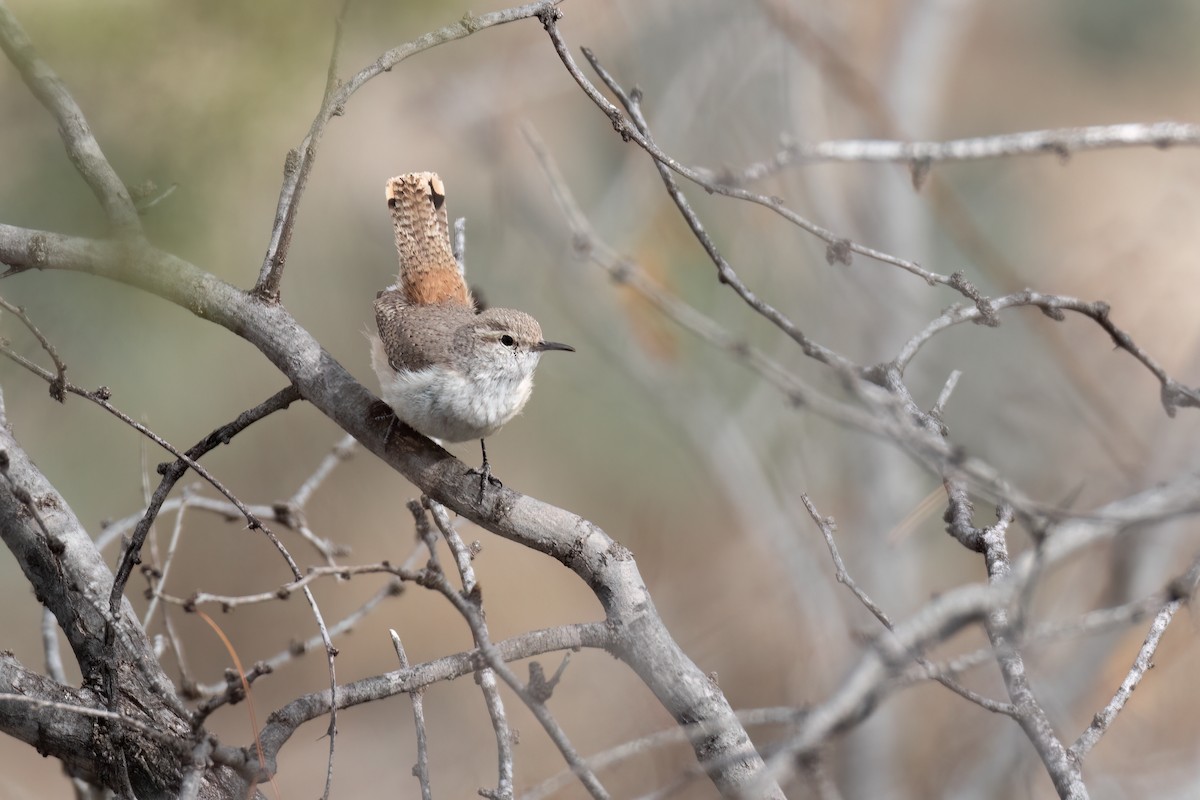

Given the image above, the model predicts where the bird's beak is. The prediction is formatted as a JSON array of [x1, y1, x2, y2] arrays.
[[534, 341, 575, 353]]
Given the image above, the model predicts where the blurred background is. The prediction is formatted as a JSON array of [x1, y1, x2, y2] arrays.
[[2, 0, 1200, 797]]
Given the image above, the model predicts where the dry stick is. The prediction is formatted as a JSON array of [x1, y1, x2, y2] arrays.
[[535, 9, 975, 299], [409, 501, 600, 799], [719, 122, 1200, 180], [416, 501, 515, 800], [41, 607, 68, 683], [290, 433, 357, 508], [747, 0, 1152, 476], [426, 501, 515, 800], [156, 563, 400, 610], [142, 488, 192, 629], [0, 1, 140, 235], [1070, 600, 1177, 760], [1070, 554, 1200, 760], [253, 0, 352, 300], [254, 0, 561, 299], [801, 494, 1017, 717], [580, 48, 855, 372], [414, 560, 609, 800], [390, 632, 433, 800], [107, 385, 303, 616], [99, 494, 342, 561], [193, 544, 420, 698], [40, 600, 96, 800], [960, 494, 1088, 799], [520, 124, 885, 440], [892, 292, 1200, 417], [256, 622, 612, 772], [0, 294, 67, 400]]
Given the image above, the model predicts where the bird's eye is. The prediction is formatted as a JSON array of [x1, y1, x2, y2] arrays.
[[500, 334, 516, 347]]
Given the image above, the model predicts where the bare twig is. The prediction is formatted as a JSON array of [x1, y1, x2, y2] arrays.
[[537, 10, 975, 296], [423, 500, 515, 800], [256, 622, 613, 765], [403, 503, 605, 800], [141, 488, 192, 629], [580, 48, 854, 372], [802, 494, 1016, 717], [977, 505, 1087, 798], [156, 563, 401, 610], [716, 122, 1200, 183], [290, 433, 357, 509], [390, 631, 433, 800], [1070, 599, 1180, 759], [0, 1, 140, 235], [0, 294, 67, 400], [254, 0, 560, 299], [892, 291, 1200, 417]]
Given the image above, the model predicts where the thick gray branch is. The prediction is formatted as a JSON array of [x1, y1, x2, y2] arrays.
[[0, 224, 783, 799]]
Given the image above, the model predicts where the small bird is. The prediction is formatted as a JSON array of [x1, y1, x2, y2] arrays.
[[368, 173, 573, 492]]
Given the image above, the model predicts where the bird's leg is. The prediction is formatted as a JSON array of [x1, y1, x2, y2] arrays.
[[467, 438, 503, 498]]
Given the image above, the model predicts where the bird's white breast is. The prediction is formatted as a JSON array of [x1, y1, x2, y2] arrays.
[[369, 333, 536, 442]]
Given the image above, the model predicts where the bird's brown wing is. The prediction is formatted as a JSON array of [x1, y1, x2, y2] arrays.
[[374, 291, 470, 372]]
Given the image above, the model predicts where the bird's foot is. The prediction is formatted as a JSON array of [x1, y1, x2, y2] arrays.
[[369, 401, 399, 448], [467, 439, 503, 500]]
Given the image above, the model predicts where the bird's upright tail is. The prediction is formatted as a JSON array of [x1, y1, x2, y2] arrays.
[[385, 172, 473, 308]]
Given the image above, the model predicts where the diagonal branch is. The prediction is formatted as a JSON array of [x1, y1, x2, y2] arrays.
[[0, 227, 784, 798], [0, 0, 140, 235], [253, 0, 561, 300], [535, 9, 975, 297]]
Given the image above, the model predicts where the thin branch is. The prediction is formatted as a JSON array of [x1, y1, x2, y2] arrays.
[[253, 0, 560, 299], [1070, 599, 1181, 760], [256, 622, 613, 764], [193, 567, 413, 698], [290, 433, 357, 509], [390, 631, 433, 800], [140, 487, 192, 629], [978, 506, 1087, 798], [107, 385, 303, 617], [0, 0, 140, 235], [156, 564, 401, 610], [580, 47, 854, 372], [0, 294, 67, 400], [537, 10, 976, 297], [425, 500, 514, 800], [716, 123, 1200, 183], [892, 291, 1200, 417], [802, 494, 1016, 717]]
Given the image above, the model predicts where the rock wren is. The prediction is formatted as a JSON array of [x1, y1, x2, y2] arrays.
[[369, 172, 573, 490]]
